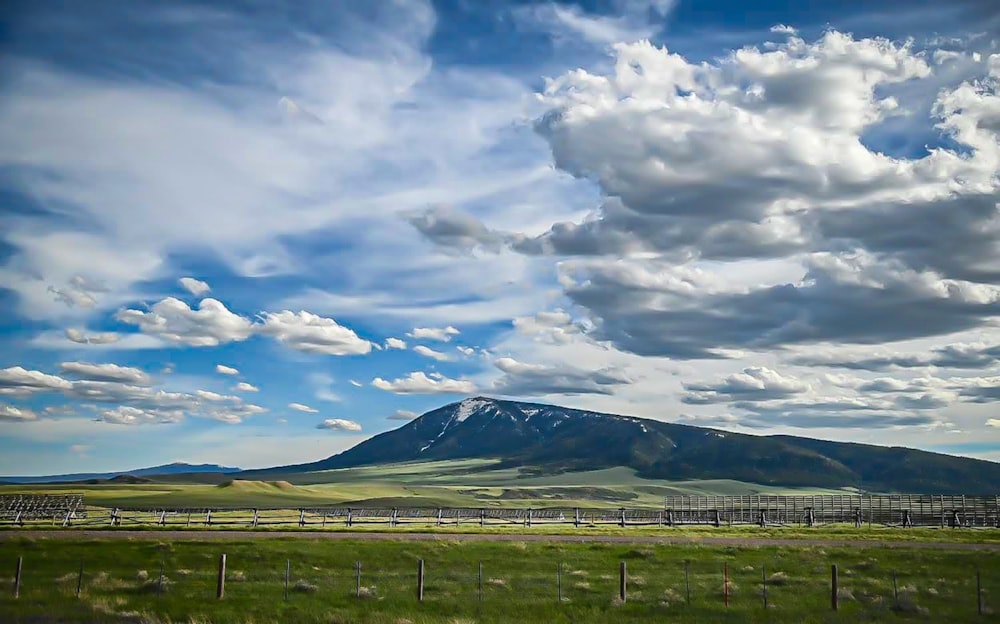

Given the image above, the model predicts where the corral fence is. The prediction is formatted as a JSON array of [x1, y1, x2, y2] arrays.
[[663, 495, 1000, 529], [3, 494, 999, 530]]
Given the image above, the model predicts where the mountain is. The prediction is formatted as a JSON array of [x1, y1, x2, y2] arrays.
[[1, 462, 242, 484], [267, 397, 1000, 494]]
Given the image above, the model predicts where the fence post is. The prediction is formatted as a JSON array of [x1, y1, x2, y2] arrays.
[[13, 556, 22, 599], [724, 562, 729, 607], [892, 570, 898, 609], [76, 560, 85, 598], [216, 554, 226, 599], [478, 561, 483, 602], [684, 560, 690, 604], [977, 571, 983, 616], [762, 563, 767, 608], [557, 563, 562, 602], [284, 559, 290, 600], [619, 561, 627, 603], [157, 560, 164, 596], [355, 561, 362, 598], [417, 559, 424, 602], [831, 564, 838, 611]]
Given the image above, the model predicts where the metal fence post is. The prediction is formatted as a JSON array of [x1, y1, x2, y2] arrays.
[[478, 561, 483, 602], [762, 563, 767, 608], [76, 560, 85, 598], [284, 559, 290, 601]]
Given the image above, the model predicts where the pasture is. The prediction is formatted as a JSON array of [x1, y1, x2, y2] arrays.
[[1, 535, 997, 623], [0, 460, 856, 510]]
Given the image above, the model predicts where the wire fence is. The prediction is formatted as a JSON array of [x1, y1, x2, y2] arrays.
[[2, 549, 994, 618]]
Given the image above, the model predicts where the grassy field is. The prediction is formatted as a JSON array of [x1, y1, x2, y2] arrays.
[[0, 536, 996, 623], [0, 460, 857, 509]]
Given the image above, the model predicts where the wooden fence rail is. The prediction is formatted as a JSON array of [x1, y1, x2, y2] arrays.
[[5, 494, 998, 529]]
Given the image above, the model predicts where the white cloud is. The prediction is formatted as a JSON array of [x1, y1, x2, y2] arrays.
[[385, 337, 407, 350], [0, 403, 38, 422], [0, 366, 73, 395], [513, 0, 675, 46], [387, 409, 419, 421], [456, 346, 475, 356], [117, 298, 254, 346], [372, 371, 476, 394], [178, 277, 211, 296], [770, 24, 797, 34], [288, 402, 318, 413], [988, 418, 1000, 428], [99, 406, 183, 426], [492, 356, 632, 396], [316, 418, 362, 432], [59, 361, 152, 385], [349, 380, 363, 387], [65, 328, 120, 345], [233, 382, 259, 392], [215, 364, 240, 375], [408, 326, 460, 342], [413, 345, 453, 361], [683, 367, 810, 404], [259, 310, 372, 355]]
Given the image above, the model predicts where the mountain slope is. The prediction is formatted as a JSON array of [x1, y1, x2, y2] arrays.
[[1, 462, 242, 484], [266, 397, 1000, 493]]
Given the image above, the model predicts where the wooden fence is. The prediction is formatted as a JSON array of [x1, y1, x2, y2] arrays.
[[5, 494, 997, 529], [662, 495, 1000, 528]]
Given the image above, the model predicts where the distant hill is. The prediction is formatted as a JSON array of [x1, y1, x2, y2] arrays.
[[1, 462, 241, 484], [261, 397, 1000, 494]]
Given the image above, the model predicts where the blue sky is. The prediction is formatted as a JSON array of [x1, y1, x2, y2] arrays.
[[1, 0, 999, 474]]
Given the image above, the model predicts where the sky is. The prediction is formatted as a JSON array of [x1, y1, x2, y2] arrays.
[[1, 0, 999, 475]]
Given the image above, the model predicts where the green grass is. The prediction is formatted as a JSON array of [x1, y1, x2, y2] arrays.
[[0, 536, 996, 623], [0, 460, 858, 510]]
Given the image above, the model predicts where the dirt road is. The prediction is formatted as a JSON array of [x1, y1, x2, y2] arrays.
[[2, 530, 998, 550]]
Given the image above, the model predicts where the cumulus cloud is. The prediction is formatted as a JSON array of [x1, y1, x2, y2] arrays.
[[215, 364, 240, 375], [259, 310, 372, 355], [770, 24, 797, 34], [491, 357, 632, 396], [988, 418, 1000, 428], [385, 337, 407, 350], [316, 418, 362, 431], [178, 277, 211, 296], [233, 382, 259, 392], [387, 409, 419, 421], [99, 405, 183, 425], [793, 343, 1000, 371], [512, 310, 581, 344], [64, 328, 120, 345], [0, 403, 38, 422], [372, 371, 476, 394], [288, 402, 318, 413], [47, 276, 108, 309], [683, 367, 810, 404], [59, 361, 152, 385], [407, 205, 508, 252], [559, 252, 1000, 358], [413, 345, 452, 361], [117, 298, 254, 346], [0, 365, 265, 424], [408, 326, 460, 342]]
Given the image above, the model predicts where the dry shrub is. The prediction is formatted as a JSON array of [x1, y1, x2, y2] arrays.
[[487, 577, 507, 587], [768, 571, 789, 586], [229, 570, 247, 582], [573, 581, 591, 591], [136, 570, 149, 581]]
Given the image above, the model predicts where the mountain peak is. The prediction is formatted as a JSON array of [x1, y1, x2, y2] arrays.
[[271, 398, 1000, 494]]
